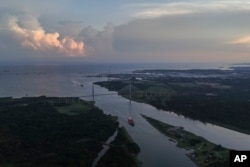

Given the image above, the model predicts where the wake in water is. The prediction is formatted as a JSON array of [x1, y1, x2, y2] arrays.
[[71, 80, 83, 87]]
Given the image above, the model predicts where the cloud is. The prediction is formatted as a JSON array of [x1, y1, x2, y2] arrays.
[[226, 36, 250, 47], [111, 10, 250, 62], [1, 1, 250, 63], [57, 20, 83, 36], [79, 23, 115, 56], [0, 11, 117, 61], [9, 15, 84, 56], [0, 12, 85, 58], [129, 1, 250, 18]]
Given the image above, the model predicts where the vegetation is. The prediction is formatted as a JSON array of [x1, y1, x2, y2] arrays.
[[95, 70, 250, 134], [97, 127, 141, 167], [0, 96, 119, 167], [142, 115, 229, 167]]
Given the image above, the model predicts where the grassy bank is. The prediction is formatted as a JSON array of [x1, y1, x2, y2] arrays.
[[95, 80, 250, 135], [97, 127, 141, 167], [141, 115, 229, 167]]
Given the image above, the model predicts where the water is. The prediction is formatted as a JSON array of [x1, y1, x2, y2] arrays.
[[1, 63, 250, 167], [91, 92, 195, 167], [0, 62, 229, 97]]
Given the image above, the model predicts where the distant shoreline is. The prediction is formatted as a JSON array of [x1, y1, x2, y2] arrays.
[[95, 68, 250, 135]]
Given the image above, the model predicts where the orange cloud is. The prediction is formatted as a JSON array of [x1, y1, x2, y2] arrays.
[[9, 16, 84, 56], [226, 36, 250, 47]]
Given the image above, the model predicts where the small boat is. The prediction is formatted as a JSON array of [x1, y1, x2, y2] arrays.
[[128, 117, 135, 126], [80, 84, 84, 87]]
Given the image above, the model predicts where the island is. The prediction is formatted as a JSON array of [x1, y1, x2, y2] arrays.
[[0, 96, 140, 167], [141, 115, 229, 167]]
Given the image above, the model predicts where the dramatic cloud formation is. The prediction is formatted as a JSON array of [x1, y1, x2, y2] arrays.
[[0, 1, 250, 63], [79, 23, 115, 56], [0, 13, 84, 58]]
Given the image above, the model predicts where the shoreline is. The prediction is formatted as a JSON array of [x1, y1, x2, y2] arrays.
[[141, 114, 229, 167], [0, 96, 142, 166], [96, 127, 141, 167], [95, 79, 250, 135]]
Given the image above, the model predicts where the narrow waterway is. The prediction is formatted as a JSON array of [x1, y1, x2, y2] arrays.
[[80, 77, 250, 166], [93, 97, 196, 167], [81, 78, 250, 150], [78, 78, 196, 167]]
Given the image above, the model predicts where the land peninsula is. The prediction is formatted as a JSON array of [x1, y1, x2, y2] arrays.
[[142, 115, 229, 167], [0, 96, 140, 167], [95, 67, 250, 135]]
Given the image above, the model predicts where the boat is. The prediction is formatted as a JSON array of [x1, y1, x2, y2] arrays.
[[128, 117, 135, 126]]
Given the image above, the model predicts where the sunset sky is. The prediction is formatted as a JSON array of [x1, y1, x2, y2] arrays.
[[1, 0, 250, 63]]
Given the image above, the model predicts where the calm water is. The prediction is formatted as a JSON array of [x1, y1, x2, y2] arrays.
[[1, 63, 249, 167]]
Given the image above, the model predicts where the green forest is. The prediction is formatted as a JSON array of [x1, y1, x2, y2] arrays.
[[0, 97, 120, 167], [96, 73, 250, 134]]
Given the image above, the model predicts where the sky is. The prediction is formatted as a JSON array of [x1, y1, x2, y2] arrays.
[[0, 0, 250, 64]]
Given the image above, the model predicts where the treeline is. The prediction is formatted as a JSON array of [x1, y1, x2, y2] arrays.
[[96, 76, 250, 134], [97, 127, 141, 167], [0, 97, 118, 167]]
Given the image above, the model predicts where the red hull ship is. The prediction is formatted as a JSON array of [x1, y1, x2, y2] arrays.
[[128, 117, 134, 126]]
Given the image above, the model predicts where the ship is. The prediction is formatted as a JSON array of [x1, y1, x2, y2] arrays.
[[128, 117, 135, 126]]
